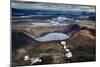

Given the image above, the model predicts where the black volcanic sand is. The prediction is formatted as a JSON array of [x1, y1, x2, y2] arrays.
[[11, 27, 96, 66]]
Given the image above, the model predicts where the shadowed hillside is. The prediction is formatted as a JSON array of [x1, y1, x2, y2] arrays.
[[12, 26, 95, 66]]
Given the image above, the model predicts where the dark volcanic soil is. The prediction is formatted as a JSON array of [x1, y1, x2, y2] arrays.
[[11, 21, 96, 66]]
